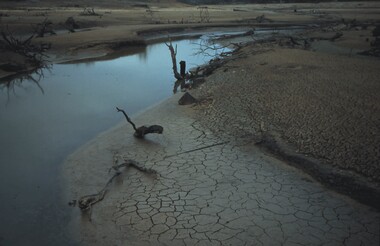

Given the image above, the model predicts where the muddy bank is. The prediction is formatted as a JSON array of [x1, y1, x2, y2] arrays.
[[63, 92, 379, 245], [191, 31, 380, 209]]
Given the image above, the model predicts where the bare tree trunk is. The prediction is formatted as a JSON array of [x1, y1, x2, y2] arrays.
[[180, 60, 186, 78], [165, 40, 182, 80]]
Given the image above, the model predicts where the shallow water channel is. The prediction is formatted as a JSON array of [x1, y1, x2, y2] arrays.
[[0, 36, 231, 245]]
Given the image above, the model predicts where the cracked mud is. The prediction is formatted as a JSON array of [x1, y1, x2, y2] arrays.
[[64, 94, 379, 245]]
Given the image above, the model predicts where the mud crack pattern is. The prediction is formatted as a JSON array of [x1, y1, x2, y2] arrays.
[[64, 95, 379, 245]]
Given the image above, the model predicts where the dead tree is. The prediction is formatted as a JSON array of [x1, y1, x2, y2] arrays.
[[198, 6, 210, 23], [116, 107, 163, 138], [165, 39, 183, 80], [0, 26, 50, 65]]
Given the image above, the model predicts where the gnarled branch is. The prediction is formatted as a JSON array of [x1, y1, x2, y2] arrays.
[[165, 39, 182, 80], [116, 107, 163, 138]]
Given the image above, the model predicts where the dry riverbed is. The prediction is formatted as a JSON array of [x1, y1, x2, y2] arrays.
[[63, 15, 380, 246], [1, 1, 380, 244]]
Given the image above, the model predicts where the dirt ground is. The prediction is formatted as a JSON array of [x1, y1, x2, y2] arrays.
[[192, 29, 380, 200]]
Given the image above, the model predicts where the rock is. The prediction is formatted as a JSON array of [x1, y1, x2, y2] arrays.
[[178, 92, 197, 105]]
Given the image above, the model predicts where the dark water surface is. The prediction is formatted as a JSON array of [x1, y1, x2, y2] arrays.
[[0, 37, 227, 245]]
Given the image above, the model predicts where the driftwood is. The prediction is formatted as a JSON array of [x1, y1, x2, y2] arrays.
[[76, 158, 156, 221], [116, 107, 163, 138]]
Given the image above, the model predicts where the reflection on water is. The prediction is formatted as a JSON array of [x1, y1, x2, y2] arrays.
[[0, 66, 50, 104], [0, 37, 226, 245]]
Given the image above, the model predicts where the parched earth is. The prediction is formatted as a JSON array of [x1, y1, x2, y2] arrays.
[[193, 42, 380, 185], [64, 94, 379, 245]]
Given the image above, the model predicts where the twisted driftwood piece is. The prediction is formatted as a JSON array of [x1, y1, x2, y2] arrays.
[[116, 107, 163, 138], [77, 158, 156, 221]]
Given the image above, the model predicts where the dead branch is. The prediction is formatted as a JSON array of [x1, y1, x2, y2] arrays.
[[165, 39, 182, 80], [1, 26, 51, 65], [76, 157, 156, 221], [33, 18, 55, 38], [0, 64, 50, 104], [198, 6, 210, 23], [116, 107, 164, 138], [64, 17, 80, 33], [192, 37, 236, 59], [109, 159, 157, 174], [80, 7, 102, 17], [116, 107, 137, 131]]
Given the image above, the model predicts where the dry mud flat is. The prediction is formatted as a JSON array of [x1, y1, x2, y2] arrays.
[[64, 94, 379, 245], [2, 1, 378, 244], [192, 32, 380, 207], [64, 20, 380, 245]]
